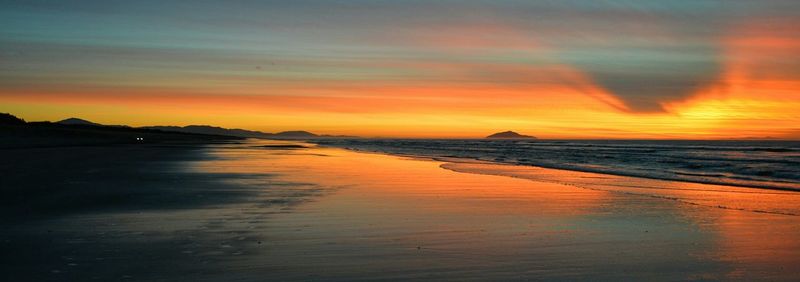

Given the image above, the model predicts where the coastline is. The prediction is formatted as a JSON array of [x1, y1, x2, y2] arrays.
[[318, 144, 800, 216], [3, 139, 800, 280], [314, 142, 800, 192]]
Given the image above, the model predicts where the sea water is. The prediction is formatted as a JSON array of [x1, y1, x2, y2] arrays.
[[314, 139, 800, 191]]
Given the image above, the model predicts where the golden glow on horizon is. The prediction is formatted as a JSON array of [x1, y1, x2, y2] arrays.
[[2, 18, 798, 139]]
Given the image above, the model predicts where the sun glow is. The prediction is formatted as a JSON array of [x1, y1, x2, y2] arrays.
[[1, 2, 798, 139]]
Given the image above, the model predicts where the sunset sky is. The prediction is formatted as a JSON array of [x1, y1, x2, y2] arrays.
[[1, 1, 798, 138]]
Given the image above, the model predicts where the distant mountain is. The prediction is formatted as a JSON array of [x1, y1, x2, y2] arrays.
[[1, 115, 241, 149], [486, 131, 536, 139], [271, 130, 318, 139], [57, 117, 101, 126], [3, 113, 357, 146], [0, 113, 26, 125], [268, 131, 357, 139], [143, 125, 273, 139], [142, 126, 348, 139], [24, 116, 352, 140]]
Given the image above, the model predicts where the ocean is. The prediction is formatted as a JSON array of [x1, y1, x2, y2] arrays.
[[314, 139, 800, 191]]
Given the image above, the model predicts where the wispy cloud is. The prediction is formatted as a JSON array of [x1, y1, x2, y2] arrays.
[[0, 0, 798, 138]]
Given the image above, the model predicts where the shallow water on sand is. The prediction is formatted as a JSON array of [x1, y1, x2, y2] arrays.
[[8, 140, 800, 281], [314, 139, 800, 191], [187, 140, 800, 280]]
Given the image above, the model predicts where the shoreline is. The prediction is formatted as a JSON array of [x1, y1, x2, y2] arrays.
[[319, 145, 800, 193], [3, 139, 800, 280], [309, 144, 800, 217], [439, 162, 800, 217]]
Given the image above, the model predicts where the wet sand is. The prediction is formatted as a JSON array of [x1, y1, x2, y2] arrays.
[[3, 140, 800, 281]]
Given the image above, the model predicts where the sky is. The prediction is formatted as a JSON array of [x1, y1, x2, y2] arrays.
[[1, 0, 799, 138]]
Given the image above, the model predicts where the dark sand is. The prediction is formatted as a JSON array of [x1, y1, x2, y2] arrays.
[[2, 139, 800, 281]]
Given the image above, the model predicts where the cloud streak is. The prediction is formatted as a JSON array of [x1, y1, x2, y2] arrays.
[[1, 0, 798, 138]]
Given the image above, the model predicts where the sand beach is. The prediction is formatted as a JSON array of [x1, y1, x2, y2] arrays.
[[3, 139, 800, 281]]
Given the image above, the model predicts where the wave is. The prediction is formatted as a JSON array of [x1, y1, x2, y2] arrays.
[[315, 139, 800, 192]]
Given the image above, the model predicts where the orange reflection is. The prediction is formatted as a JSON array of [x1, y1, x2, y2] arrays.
[[182, 141, 800, 279], [193, 140, 611, 216]]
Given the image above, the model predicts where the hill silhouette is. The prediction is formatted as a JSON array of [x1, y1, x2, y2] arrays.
[[0, 113, 26, 125], [1, 115, 239, 149], [57, 117, 101, 126], [486, 131, 537, 139], [145, 126, 356, 139], [144, 125, 273, 139], [144, 126, 338, 139], [4, 114, 356, 141]]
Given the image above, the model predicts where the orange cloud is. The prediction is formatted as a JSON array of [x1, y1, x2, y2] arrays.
[[659, 17, 800, 139], [2, 16, 798, 139]]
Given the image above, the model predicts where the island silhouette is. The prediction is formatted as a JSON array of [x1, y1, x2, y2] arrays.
[[486, 131, 537, 139]]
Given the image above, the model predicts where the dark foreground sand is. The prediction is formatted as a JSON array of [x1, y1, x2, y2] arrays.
[[2, 139, 800, 281]]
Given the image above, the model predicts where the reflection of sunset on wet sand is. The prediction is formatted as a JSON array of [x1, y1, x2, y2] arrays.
[[180, 141, 800, 280]]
